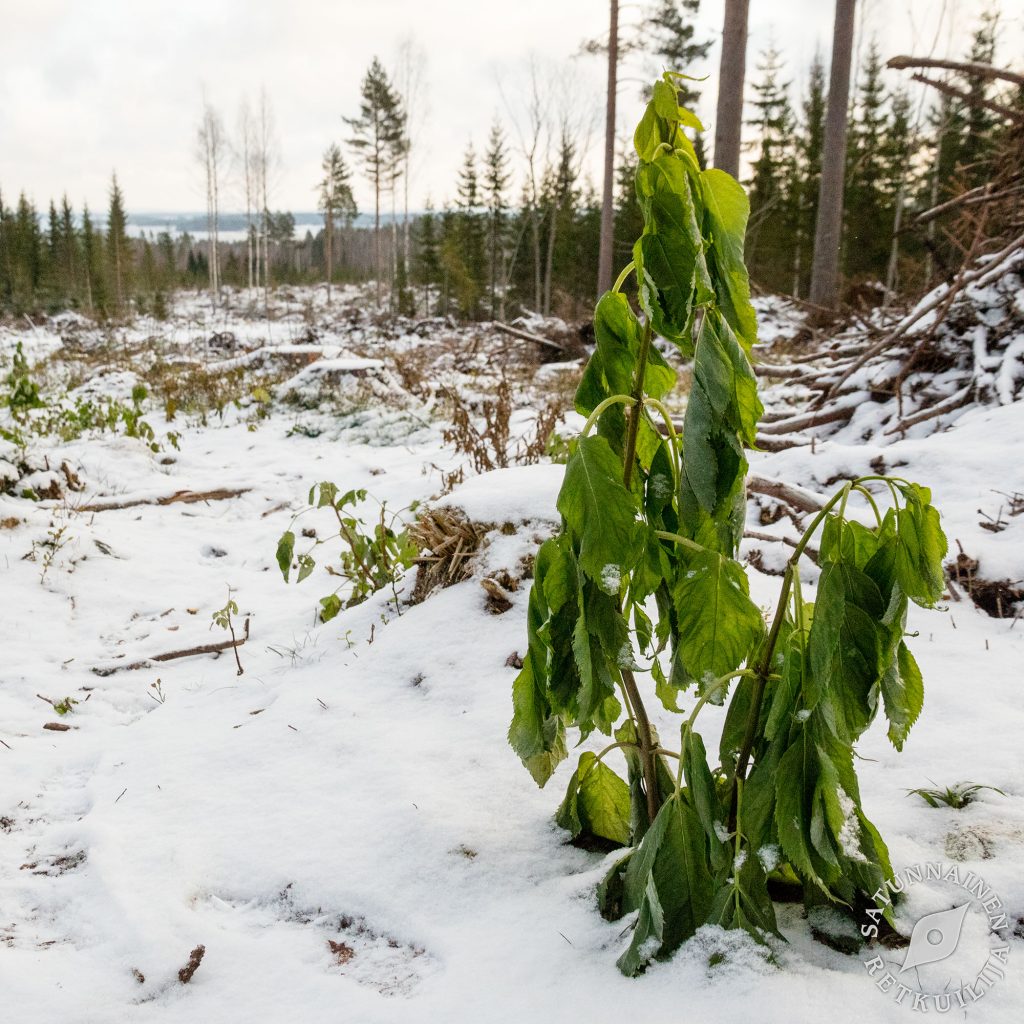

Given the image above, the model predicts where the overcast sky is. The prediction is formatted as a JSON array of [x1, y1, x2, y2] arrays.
[[1, 0, 1020, 216]]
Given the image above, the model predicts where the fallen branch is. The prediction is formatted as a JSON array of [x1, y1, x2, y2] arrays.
[[77, 488, 250, 513], [492, 321, 569, 354], [757, 403, 857, 435], [747, 474, 826, 514], [883, 385, 973, 435], [817, 231, 1024, 404], [887, 55, 1024, 89], [753, 362, 816, 379], [92, 619, 250, 676], [908, 74, 1024, 126]]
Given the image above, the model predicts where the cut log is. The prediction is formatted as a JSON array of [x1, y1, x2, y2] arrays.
[[492, 321, 569, 354], [757, 404, 856, 435], [748, 474, 827, 514]]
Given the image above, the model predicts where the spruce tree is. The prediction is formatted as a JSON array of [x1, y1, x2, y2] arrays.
[[648, 0, 712, 156], [317, 143, 358, 302], [746, 46, 797, 292], [106, 174, 131, 315], [452, 143, 485, 318], [58, 196, 79, 307], [793, 53, 826, 297], [81, 204, 102, 314], [483, 119, 511, 318], [843, 42, 890, 284], [414, 200, 441, 314]]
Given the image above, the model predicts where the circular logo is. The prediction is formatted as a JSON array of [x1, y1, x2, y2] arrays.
[[862, 862, 1011, 1012]]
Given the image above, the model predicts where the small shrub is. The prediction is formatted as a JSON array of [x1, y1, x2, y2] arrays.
[[276, 484, 418, 619]]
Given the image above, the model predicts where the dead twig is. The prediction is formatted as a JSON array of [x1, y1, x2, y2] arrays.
[[76, 488, 250, 513], [178, 944, 206, 984], [91, 619, 250, 676]]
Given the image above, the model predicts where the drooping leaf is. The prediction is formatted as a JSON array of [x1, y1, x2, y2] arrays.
[[672, 548, 765, 687], [894, 483, 947, 607], [556, 751, 631, 847], [880, 640, 924, 751], [276, 531, 295, 582], [557, 434, 642, 583], [617, 793, 714, 975]]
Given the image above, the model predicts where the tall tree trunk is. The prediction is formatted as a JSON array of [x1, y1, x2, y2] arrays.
[[597, 0, 618, 297], [325, 209, 333, 304], [374, 165, 382, 308], [809, 0, 857, 310], [713, 0, 750, 177]]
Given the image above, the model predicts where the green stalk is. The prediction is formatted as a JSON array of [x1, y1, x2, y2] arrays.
[[619, 316, 661, 825], [728, 483, 853, 826]]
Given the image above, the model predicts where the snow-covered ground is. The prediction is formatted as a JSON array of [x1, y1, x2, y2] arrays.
[[1, 290, 1022, 1022]]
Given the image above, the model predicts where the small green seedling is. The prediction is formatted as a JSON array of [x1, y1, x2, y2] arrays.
[[211, 589, 245, 676], [53, 696, 78, 716], [908, 782, 1005, 809], [276, 484, 418, 620]]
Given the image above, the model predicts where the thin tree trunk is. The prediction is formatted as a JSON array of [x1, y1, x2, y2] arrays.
[[325, 209, 333, 304], [809, 0, 858, 310], [713, 0, 750, 177], [597, 0, 618, 297]]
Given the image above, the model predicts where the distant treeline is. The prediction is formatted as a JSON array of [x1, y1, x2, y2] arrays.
[[1, 8, 1018, 322]]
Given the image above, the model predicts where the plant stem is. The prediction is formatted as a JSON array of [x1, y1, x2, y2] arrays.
[[619, 317, 660, 824], [728, 482, 853, 827], [622, 321, 653, 490], [612, 260, 636, 294], [581, 393, 636, 438]]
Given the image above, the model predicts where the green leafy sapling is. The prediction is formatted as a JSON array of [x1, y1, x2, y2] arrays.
[[276, 484, 418, 620], [908, 781, 1005, 809], [211, 588, 245, 676], [509, 72, 949, 975]]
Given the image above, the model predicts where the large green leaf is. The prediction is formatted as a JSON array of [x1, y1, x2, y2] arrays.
[[556, 751, 631, 847], [508, 655, 567, 787], [700, 168, 758, 350], [672, 549, 765, 686], [880, 640, 924, 751], [894, 483, 947, 607], [557, 434, 642, 583], [808, 561, 885, 741], [617, 793, 714, 975]]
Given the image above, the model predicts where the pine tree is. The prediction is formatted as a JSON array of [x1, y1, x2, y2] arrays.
[[647, 1, 711, 108], [317, 143, 358, 303], [106, 174, 131, 315], [483, 119, 511, 318], [746, 46, 797, 292], [345, 57, 406, 307]]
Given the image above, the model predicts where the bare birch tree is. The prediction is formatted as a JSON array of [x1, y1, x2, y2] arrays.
[[196, 96, 226, 306], [394, 39, 429, 295], [236, 99, 257, 294]]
